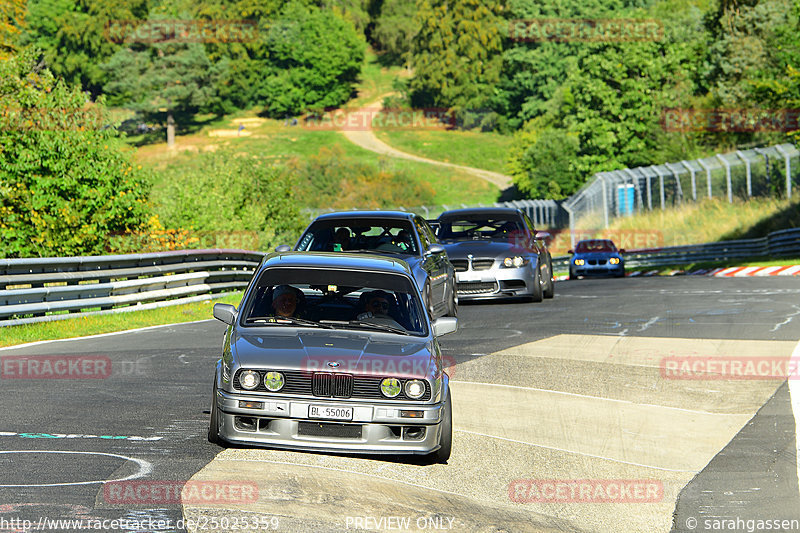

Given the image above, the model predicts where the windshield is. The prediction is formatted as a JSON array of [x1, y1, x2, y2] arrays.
[[436, 216, 525, 242], [241, 268, 427, 336], [575, 240, 618, 253], [296, 219, 418, 255]]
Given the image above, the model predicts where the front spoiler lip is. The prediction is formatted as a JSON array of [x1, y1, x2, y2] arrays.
[[455, 265, 537, 300]]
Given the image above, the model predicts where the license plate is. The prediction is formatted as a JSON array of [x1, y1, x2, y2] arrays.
[[457, 272, 481, 282], [309, 405, 353, 421]]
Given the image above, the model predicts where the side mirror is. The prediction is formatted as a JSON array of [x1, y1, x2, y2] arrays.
[[428, 244, 445, 254], [568, 249, 574, 254], [535, 231, 551, 240], [213, 303, 237, 326], [432, 317, 458, 337], [619, 249, 626, 254], [275, 244, 291, 252]]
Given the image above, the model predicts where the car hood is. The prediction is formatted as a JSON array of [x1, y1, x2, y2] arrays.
[[232, 330, 434, 378], [573, 251, 620, 258], [441, 240, 524, 258]]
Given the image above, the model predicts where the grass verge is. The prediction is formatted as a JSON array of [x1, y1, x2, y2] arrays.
[[0, 292, 243, 348]]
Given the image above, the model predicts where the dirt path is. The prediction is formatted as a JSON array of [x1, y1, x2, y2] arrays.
[[339, 95, 513, 190]]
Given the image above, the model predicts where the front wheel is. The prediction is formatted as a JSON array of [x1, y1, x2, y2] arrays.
[[431, 389, 452, 464], [543, 257, 555, 299], [445, 284, 458, 318], [529, 262, 543, 302], [208, 378, 224, 446]]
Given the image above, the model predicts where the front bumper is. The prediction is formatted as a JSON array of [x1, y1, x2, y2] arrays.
[[215, 388, 445, 454], [571, 264, 624, 277], [454, 265, 536, 300]]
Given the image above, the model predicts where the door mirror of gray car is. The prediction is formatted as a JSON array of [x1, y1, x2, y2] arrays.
[[275, 244, 291, 252], [213, 303, 238, 325], [535, 231, 551, 241], [432, 317, 458, 337], [427, 243, 445, 255]]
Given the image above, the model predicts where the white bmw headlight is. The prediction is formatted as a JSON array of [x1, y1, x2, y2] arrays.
[[404, 380, 426, 399], [503, 256, 527, 268], [239, 370, 260, 390]]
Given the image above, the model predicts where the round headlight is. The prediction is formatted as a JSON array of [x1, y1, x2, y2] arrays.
[[404, 379, 425, 399], [264, 371, 284, 392], [380, 377, 401, 398], [513, 256, 524, 267], [574, 259, 585, 266], [609, 257, 620, 265], [503, 257, 514, 267], [239, 370, 260, 390]]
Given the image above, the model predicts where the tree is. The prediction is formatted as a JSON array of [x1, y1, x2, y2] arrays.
[[0, 0, 26, 59], [102, 14, 225, 147], [23, 0, 149, 96], [0, 49, 152, 258], [371, 0, 419, 66], [257, 1, 365, 116], [409, 0, 504, 114]]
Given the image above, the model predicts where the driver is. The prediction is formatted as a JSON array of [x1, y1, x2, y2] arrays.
[[358, 290, 404, 329], [271, 285, 301, 318]]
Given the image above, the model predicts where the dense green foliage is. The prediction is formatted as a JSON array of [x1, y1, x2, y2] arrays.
[[0, 49, 152, 258], [151, 150, 305, 251]]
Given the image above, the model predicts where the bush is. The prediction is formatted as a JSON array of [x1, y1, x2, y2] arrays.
[[0, 49, 152, 258], [151, 150, 305, 252]]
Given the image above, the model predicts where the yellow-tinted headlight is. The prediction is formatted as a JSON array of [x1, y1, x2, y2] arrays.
[[264, 371, 284, 392], [380, 378, 402, 398], [609, 257, 620, 265], [574, 259, 585, 266]]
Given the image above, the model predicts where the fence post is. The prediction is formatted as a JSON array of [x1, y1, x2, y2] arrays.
[[680, 160, 697, 201], [652, 166, 666, 209], [774, 144, 792, 198], [666, 163, 684, 205], [715, 154, 733, 203], [600, 174, 609, 228], [562, 203, 575, 249], [735, 150, 752, 197]]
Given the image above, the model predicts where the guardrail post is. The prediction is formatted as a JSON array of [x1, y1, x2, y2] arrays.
[[697, 159, 713, 199], [775, 144, 792, 198], [715, 154, 733, 203], [735, 150, 752, 197]]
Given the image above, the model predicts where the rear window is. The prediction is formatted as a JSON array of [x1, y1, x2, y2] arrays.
[[296, 219, 418, 255], [436, 215, 524, 241]]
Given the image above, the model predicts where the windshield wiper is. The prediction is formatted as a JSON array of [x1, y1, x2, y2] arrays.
[[343, 320, 414, 336], [245, 316, 334, 328]]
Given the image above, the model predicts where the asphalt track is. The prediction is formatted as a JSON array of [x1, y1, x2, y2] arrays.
[[1, 276, 799, 533]]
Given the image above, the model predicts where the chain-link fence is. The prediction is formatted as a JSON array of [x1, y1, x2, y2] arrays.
[[561, 143, 800, 248]]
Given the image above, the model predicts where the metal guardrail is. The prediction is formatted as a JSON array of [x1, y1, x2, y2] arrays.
[[0, 249, 264, 326], [551, 227, 800, 271]]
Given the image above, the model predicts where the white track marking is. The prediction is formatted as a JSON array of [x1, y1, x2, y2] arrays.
[[788, 339, 800, 501], [0, 320, 216, 351], [454, 429, 695, 473], [449, 380, 751, 416], [0, 450, 151, 487]]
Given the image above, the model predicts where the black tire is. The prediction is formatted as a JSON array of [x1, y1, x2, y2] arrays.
[[431, 389, 452, 464], [529, 262, 543, 302], [445, 285, 458, 318], [208, 378, 224, 446], [543, 257, 555, 299]]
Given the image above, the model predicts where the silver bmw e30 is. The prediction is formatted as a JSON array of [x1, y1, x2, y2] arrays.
[[208, 251, 456, 463]]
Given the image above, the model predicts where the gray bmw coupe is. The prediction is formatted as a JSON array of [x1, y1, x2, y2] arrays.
[[209, 252, 456, 462]]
